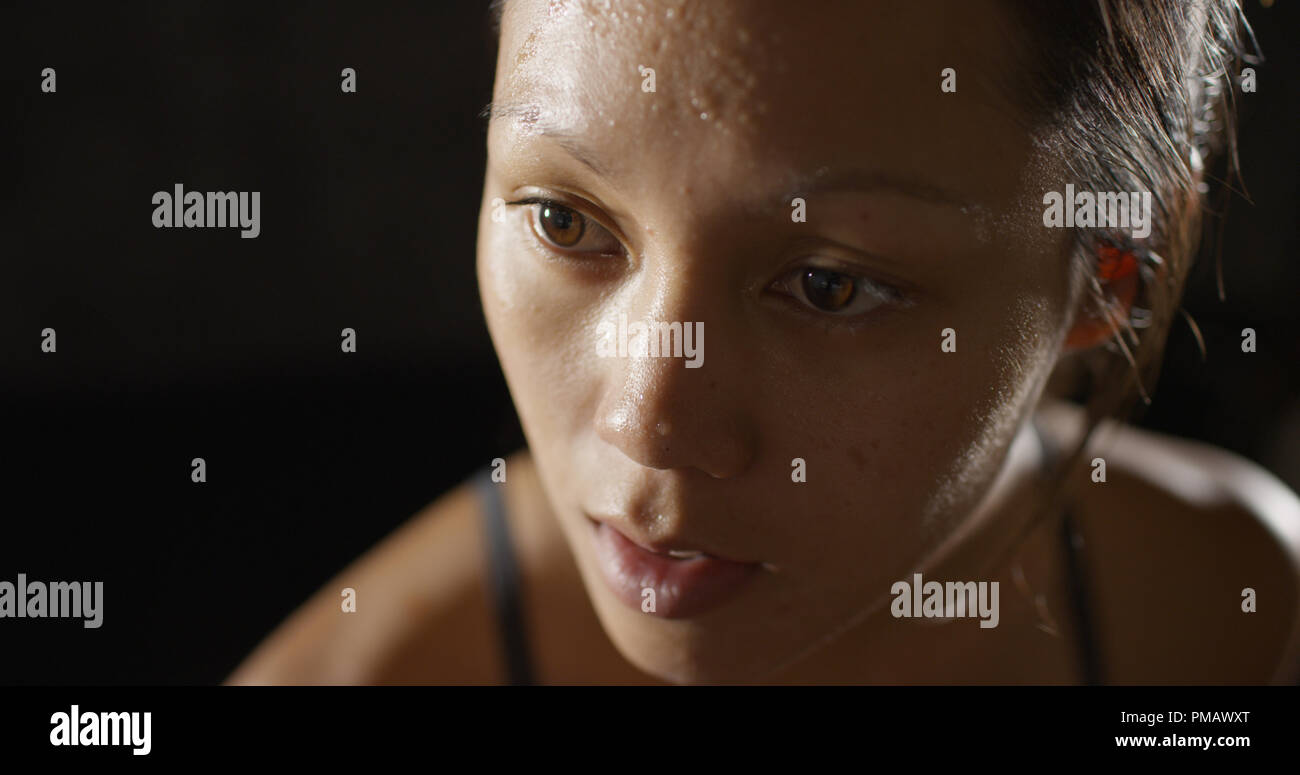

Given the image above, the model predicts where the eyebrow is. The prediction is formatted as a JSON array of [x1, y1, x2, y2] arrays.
[[483, 100, 972, 210], [483, 100, 614, 178]]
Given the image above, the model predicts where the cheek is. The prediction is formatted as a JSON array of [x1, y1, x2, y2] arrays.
[[477, 202, 534, 318], [909, 292, 1060, 533], [763, 293, 1058, 593], [750, 360, 970, 578], [477, 207, 603, 444]]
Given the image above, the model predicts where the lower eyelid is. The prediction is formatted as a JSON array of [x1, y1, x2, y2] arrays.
[[779, 268, 902, 301], [509, 199, 618, 249], [513, 204, 626, 266], [771, 270, 911, 323]]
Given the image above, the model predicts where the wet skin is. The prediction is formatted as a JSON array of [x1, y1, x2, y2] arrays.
[[477, 0, 1092, 683]]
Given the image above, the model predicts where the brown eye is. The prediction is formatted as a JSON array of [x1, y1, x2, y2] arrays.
[[536, 202, 585, 247], [800, 268, 857, 312], [771, 263, 905, 319], [515, 198, 624, 256]]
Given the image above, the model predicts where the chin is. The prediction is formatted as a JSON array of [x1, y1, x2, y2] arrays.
[[606, 626, 742, 685], [585, 585, 785, 684]]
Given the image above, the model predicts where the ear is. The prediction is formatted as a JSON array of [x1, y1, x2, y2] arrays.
[[1062, 245, 1142, 352]]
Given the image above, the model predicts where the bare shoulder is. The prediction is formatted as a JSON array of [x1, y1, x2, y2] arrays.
[[225, 451, 649, 685], [225, 459, 508, 685], [1037, 400, 1300, 684]]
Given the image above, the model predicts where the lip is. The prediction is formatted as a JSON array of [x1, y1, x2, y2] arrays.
[[587, 518, 760, 619]]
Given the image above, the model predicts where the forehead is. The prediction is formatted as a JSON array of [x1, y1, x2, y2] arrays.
[[494, 0, 1042, 210]]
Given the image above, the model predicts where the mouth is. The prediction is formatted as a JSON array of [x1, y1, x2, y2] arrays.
[[586, 516, 761, 619]]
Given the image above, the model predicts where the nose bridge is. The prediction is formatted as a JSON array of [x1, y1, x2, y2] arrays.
[[620, 239, 711, 367], [593, 247, 752, 479]]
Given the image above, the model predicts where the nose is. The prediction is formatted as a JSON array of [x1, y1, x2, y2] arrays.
[[593, 274, 756, 479]]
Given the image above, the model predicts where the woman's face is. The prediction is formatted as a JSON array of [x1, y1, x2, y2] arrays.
[[478, 0, 1078, 682]]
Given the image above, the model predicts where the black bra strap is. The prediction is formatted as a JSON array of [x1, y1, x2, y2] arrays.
[[1061, 505, 1104, 686], [474, 467, 536, 686], [1032, 418, 1105, 686]]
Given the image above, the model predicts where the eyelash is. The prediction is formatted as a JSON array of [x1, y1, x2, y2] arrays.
[[767, 264, 908, 320], [505, 196, 626, 257], [503, 195, 909, 321]]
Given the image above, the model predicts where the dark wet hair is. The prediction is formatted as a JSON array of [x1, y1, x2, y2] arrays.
[[1004, 0, 1255, 468]]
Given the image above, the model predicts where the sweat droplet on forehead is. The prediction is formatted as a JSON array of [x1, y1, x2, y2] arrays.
[[506, 0, 773, 130], [494, 0, 1039, 228]]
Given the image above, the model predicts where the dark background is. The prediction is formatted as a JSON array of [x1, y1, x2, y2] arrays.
[[2, 1, 1296, 684]]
